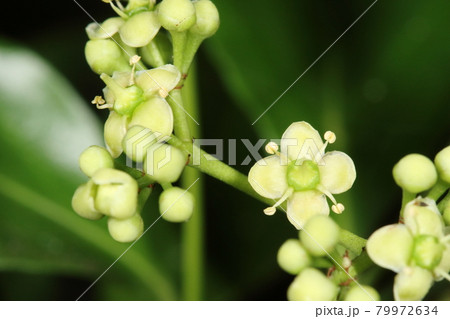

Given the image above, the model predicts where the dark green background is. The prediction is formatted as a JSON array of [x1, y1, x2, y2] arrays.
[[0, 0, 449, 300]]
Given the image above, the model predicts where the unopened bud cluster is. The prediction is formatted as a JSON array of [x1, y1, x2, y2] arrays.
[[72, 0, 217, 242], [393, 145, 450, 195], [277, 215, 379, 300]]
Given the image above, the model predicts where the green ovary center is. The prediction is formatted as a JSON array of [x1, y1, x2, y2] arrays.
[[412, 235, 444, 270], [286, 160, 320, 191]]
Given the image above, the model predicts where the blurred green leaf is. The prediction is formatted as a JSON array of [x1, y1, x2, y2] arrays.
[[0, 41, 175, 300]]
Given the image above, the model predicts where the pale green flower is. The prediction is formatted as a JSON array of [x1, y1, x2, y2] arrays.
[[248, 121, 356, 229], [367, 197, 450, 300]]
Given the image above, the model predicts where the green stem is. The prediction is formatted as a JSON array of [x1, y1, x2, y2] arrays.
[[180, 64, 204, 300], [168, 89, 192, 142], [339, 229, 367, 255], [0, 173, 175, 300], [140, 40, 166, 68], [428, 179, 449, 201], [400, 189, 415, 219], [170, 31, 188, 71], [168, 136, 274, 207], [438, 191, 450, 212], [180, 34, 203, 74]]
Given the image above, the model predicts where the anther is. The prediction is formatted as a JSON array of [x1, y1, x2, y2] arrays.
[[264, 207, 276, 215], [265, 142, 279, 155], [324, 131, 336, 144], [331, 203, 345, 214]]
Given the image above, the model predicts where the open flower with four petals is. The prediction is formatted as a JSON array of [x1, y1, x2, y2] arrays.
[[248, 121, 356, 229], [367, 197, 450, 300]]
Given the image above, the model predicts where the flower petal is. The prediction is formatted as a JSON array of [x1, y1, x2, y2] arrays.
[[286, 190, 329, 229], [404, 197, 444, 238], [281, 121, 324, 161], [318, 151, 356, 194], [434, 243, 450, 280], [366, 224, 413, 273], [248, 155, 288, 199], [86, 17, 124, 40], [135, 64, 181, 98], [394, 267, 433, 301], [129, 97, 174, 138], [104, 111, 128, 158]]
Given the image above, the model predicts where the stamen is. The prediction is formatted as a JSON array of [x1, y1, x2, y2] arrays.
[[324, 131, 336, 144], [104, 0, 128, 19], [265, 142, 279, 155], [264, 207, 276, 215], [91, 95, 105, 106], [129, 55, 141, 86], [332, 203, 345, 214], [263, 188, 293, 216], [436, 269, 450, 282], [91, 96, 111, 109], [316, 184, 345, 214], [314, 131, 337, 163]]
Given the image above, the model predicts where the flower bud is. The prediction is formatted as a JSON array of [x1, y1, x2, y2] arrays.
[[85, 40, 130, 75], [393, 154, 437, 193], [79, 145, 114, 177], [367, 224, 413, 272], [344, 285, 380, 301], [104, 111, 128, 158], [144, 143, 186, 183], [92, 168, 138, 219], [119, 11, 161, 47], [300, 215, 339, 257], [129, 97, 174, 138], [159, 187, 194, 222], [122, 125, 161, 162], [190, 0, 220, 38], [157, 0, 196, 32], [404, 197, 444, 238], [108, 214, 144, 243], [287, 268, 338, 301], [277, 239, 310, 275], [434, 145, 450, 184], [86, 17, 124, 40], [72, 181, 103, 220], [393, 267, 433, 301], [135, 64, 181, 98], [100, 73, 144, 115]]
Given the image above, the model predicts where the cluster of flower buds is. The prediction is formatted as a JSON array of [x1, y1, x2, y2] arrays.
[[393, 146, 450, 199], [85, 0, 219, 74], [277, 215, 380, 300], [72, 0, 217, 242], [72, 146, 143, 242]]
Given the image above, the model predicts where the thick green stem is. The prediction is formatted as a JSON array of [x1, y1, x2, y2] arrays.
[[400, 189, 415, 219], [168, 89, 191, 142], [170, 31, 188, 71], [428, 179, 449, 201], [176, 63, 204, 300], [140, 40, 166, 68], [168, 136, 274, 207]]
